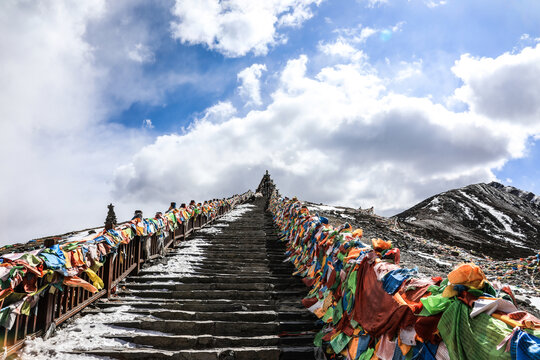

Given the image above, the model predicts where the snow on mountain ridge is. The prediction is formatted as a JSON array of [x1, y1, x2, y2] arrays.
[[394, 182, 540, 260]]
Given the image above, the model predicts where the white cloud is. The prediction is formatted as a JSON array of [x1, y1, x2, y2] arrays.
[[143, 119, 154, 129], [452, 44, 540, 127], [318, 37, 367, 63], [237, 64, 267, 106], [0, 1, 175, 245], [394, 59, 423, 81], [114, 45, 538, 217], [200, 101, 238, 123], [391, 21, 406, 33], [333, 22, 404, 46], [170, 0, 322, 57], [128, 43, 155, 63], [334, 25, 378, 43], [425, 0, 447, 8], [358, 0, 388, 8]]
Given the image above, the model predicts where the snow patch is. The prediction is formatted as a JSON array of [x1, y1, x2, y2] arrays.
[[198, 226, 222, 235], [458, 203, 475, 220], [213, 223, 229, 227], [145, 238, 207, 273], [414, 251, 452, 266], [307, 204, 345, 212], [21, 305, 170, 359], [426, 197, 441, 212], [459, 191, 525, 238], [340, 213, 355, 220], [526, 296, 540, 313], [218, 204, 255, 222]]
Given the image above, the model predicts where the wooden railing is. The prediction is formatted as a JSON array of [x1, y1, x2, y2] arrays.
[[0, 194, 242, 357]]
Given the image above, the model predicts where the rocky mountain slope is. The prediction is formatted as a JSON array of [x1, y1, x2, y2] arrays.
[[394, 182, 540, 260]]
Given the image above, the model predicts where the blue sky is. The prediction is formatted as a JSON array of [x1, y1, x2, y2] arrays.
[[1, 0, 540, 244], [110, 0, 540, 127]]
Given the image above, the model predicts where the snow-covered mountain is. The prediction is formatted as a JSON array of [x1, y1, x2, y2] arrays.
[[394, 182, 540, 259]]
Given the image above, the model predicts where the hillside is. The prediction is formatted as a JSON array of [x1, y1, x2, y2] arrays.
[[394, 182, 540, 260]]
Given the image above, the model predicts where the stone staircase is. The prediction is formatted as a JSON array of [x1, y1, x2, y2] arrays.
[[30, 200, 318, 359]]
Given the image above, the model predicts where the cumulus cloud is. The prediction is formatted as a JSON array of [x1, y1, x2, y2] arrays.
[[113, 44, 538, 216], [318, 38, 367, 62], [237, 64, 267, 106], [0, 1, 178, 245], [170, 0, 322, 57], [452, 44, 540, 126], [200, 101, 238, 123]]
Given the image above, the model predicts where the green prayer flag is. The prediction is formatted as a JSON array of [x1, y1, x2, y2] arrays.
[[347, 270, 357, 292], [420, 294, 454, 315], [322, 307, 334, 323], [333, 299, 343, 325], [21, 300, 32, 316], [438, 300, 512, 360], [357, 348, 375, 360], [19, 253, 42, 267], [483, 282, 497, 297], [330, 332, 351, 354], [314, 329, 325, 347]]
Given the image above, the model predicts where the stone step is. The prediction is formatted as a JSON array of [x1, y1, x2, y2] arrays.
[[191, 264, 272, 271], [117, 289, 305, 300], [87, 308, 314, 322], [75, 346, 316, 360], [161, 257, 271, 265], [96, 300, 305, 312], [192, 252, 269, 259], [107, 320, 319, 336], [105, 334, 315, 350], [181, 248, 286, 254], [125, 275, 301, 284], [171, 268, 296, 276], [122, 282, 306, 292]]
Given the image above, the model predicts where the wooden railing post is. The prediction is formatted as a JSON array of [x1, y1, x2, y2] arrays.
[[105, 252, 114, 298], [134, 236, 142, 275], [36, 290, 55, 333]]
